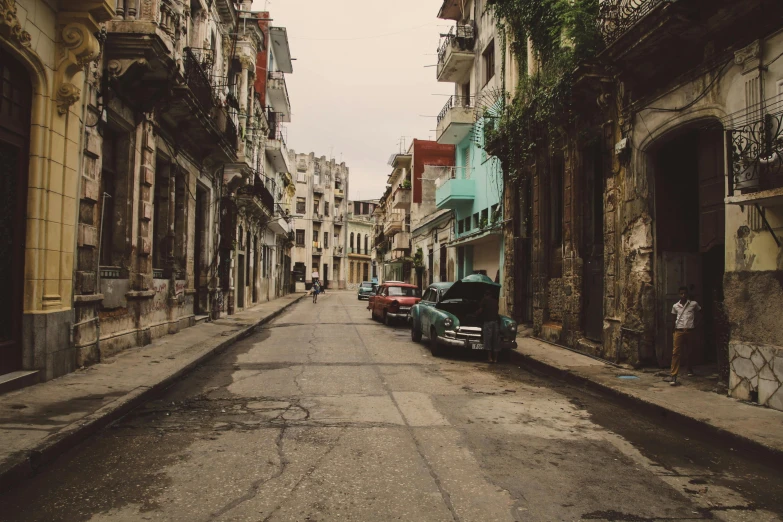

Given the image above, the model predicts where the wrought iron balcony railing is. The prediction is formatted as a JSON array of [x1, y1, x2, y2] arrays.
[[437, 95, 474, 126], [184, 47, 215, 112], [729, 111, 783, 196], [236, 174, 275, 214], [597, 0, 665, 45], [437, 24, 475, 66]]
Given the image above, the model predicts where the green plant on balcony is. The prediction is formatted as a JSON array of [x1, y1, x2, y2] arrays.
[[484, 0, 602, 178], [480, 216, 489, 230], [414, 247, 424, 268], [401, 179, 412, 190]]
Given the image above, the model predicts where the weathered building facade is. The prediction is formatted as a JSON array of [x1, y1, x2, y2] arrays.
[[0, 0, 296, 389], [347, 200, 376, 287], [501, 0, 783, 410], [290, 152, 349, 290]]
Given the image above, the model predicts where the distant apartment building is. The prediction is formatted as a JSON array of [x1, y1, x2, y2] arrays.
[[347, 200, 378, 286], [290, 153, 349, 289], [375, 140, 455, 286], [433, 0, 513, 289]]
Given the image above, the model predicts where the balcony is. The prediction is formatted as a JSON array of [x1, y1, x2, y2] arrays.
[[349, 248, 370, 257], [265, 122, 292, 174], [313, 183, 325, 194], [436, 95, 475, 145], [384, 219, 403, 236], [393, 187, 411, 209], [436, 167, 474, 210], [335, 188, 344, 198], [333, 246, 345, 257], [436, 24, 475, 83], [312, 213, 324, 222], [596, 0, 783, 95], [236, 176, 274, 218], [727, 111, 783, 207], [267, 71, 292, 122], [392, 231, 411, 251], [334, 215, 345, 225], [269, 216, 292, 236], [313, 245, 323, 256]]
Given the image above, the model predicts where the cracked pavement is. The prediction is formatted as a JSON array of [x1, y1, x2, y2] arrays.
[[1, 291, 781, 521]]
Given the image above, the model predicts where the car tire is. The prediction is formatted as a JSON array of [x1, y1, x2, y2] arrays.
[[384, 311, 393, 326], [429, 328, 442, 357], [411, 322, 422, 342]]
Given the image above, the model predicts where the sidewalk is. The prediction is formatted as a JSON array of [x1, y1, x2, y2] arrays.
[[511, 334, 783, 458], [0, 293, 306, 491]]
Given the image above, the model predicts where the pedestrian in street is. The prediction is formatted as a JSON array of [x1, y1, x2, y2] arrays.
[[476, 289, 501, 363], [311, 268, 320, 286], [666, 285, 701, 386], [312, 280, 320, 304]]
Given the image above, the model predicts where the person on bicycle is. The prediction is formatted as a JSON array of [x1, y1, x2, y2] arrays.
[[312, 279, 321, 303]]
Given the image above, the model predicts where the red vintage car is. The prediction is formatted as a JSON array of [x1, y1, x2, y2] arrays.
[[368, 282, 421, 326]]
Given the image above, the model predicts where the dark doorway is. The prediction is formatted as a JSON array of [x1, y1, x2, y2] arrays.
[[439, 245, 447, 282], [194, 186, 207, 314], [513, 177, 533, 325], [0, 50, 32, 375], [653, 128, 725, 367], [237, 254, 245, 310], [323, 263, 328, 289], [252, 236, 259, 303], [428, 249, 434, 286], [583, 144, 605, 341]]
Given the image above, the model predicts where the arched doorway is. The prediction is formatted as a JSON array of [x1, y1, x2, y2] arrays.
[[652, 124, 726, 369], [0, 48, 33, 374]]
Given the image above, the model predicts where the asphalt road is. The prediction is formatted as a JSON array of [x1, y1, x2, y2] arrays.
[[1, 290, 781, 522]]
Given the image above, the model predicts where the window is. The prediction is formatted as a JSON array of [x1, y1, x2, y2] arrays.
[[464, 217, 471, 232], [323, 231, 329, 249], [491, 204, 499, 223], [434, 227, 438, 243], [364, 234, 369, 254], [481, 208, 488, 228], [458, 219, 464, 234], [473, 213, 479, 230], [295, 229, 305, 246], [313, 200, 319, 215], [354, 201, 361, 215], [483, 40, 495, 85], [296, 197, 306, 214], [296, 171, 306, 183], [324, 201, 329, 216], [100, 129, 119, 266], [388, 286, 419, 297], [312, 230, 318, 243], [350, 232, 354, 249], [363, 263, 369, 281]]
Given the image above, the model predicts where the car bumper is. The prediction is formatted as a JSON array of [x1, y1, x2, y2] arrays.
[[437, 336, 517, 350], [358, 295, 370, 299], [387, 312, 410, 319]]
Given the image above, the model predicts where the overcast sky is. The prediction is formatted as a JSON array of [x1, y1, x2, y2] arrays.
[[252, 0, 454, 201]]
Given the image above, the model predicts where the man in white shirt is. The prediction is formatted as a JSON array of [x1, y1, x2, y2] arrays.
[[667, 286, 701, 386]]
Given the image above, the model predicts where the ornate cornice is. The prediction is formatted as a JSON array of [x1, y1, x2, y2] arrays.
[[55, 14, 102, 114], [0, 0, 32, 47]]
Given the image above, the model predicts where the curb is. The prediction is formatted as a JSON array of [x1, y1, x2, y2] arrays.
[[507, 348, 783, 467], [0, 294, 306, 493]]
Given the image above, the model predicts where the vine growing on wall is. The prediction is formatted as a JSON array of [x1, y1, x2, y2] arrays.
[[483, 0, 602, 179]]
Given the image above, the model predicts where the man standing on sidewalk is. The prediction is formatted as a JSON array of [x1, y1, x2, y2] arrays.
[[666, 285, 701, 386], [476, 289, 501, 363]]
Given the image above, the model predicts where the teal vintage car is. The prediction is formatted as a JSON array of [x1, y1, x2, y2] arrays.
[[357, 281, 378, 300], [410, 274, 518, 356]]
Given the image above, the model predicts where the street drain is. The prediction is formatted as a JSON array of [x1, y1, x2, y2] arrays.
[[617, 375, 640, 380]]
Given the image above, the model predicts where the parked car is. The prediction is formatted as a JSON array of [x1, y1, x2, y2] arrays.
[[368, 282, 421, 325], [410, 274, 518, 356], [357, 281, 378, 300]]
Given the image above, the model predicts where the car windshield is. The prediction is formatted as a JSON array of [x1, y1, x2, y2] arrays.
[[360, 283, 374, 289], [388, 286, 419, 297]]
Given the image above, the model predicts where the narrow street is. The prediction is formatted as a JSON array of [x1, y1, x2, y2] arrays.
[[1, 290, 781, 522]]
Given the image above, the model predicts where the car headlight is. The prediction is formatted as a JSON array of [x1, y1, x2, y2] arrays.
[[510, 322, 518, 332], [443, 318, 453, 328]]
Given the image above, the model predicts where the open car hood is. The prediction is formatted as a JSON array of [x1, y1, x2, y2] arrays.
[[440, 274, 500, 302]]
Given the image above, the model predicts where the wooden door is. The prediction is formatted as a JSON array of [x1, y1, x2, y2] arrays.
[[0, 50, 32, 375], [656, 252, 702, 367]]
